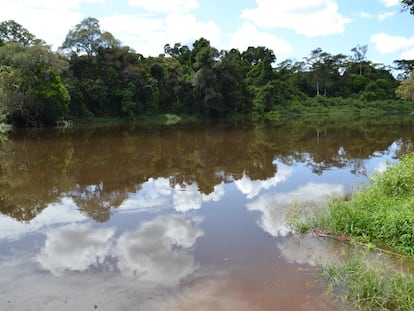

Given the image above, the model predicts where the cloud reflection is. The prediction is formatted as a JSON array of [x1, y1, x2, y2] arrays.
[[119, 177, 172, 211], [36, 214, 203, 285], [235, 163, 293, 199], [247, 182, 344, 237], [173, 183, 203, 212], [37, 224, 115, 276], [0, 197, 86, 241], [119, 177, 225, 213], [114, 215, 203, 284], [276, 235, 341, 266]]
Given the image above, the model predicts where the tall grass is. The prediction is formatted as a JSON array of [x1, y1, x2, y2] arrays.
[[322, 153, 414, 256], [309, 153, 414, 310], [321, 253, 414, 311]]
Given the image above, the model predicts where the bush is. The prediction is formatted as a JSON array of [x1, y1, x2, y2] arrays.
[[324, 153, 414, 255]]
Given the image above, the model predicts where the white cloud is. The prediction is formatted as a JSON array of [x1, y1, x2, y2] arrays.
[[202, 183, 225, 202], [173, 181, 226, 212], [35, 213, 203, 284], [37, 224, 115, 276], [371, 33, 414, 57], [119, 177, 172, 212], [380, 0, 400, 7], [359, 11, 375, 19], [0, 0, 219, 56], [276, 235, 340, 266], [241, 0, 351, 37], [359, 11, 394, 21], [246, 182, 344, 237], [228, 22, 293, 56], [0, 197, 87, 241], [375, 162, 388, 173], [114, 215, 203, 284], [0, 0, 87, 49], [173, 183, 203, 212], [165, 12, 221, 46], [400, 47, 414, 59], [4, 0, 104, 11], [378, 11, 395, 21], [118, 177, 225, 213], [128, 0, 199, 13], [101, 12, 221, 56], [235, 163, 293, 199]]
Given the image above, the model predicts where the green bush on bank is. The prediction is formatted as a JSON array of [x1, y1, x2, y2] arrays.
[[323, 153, 414, 256], [309, 153, 414, 310]]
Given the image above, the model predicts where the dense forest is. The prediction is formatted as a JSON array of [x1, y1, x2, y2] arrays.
[[1, 2, 414, 127]]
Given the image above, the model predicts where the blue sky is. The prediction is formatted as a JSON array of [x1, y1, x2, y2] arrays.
[[1, 0, 413, 66]]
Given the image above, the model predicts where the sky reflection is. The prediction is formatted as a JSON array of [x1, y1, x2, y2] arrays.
[[247, 182, 344, 237], [36, 214, 203, 285]]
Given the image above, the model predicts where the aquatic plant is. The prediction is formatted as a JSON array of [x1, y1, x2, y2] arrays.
[[321, 253, 414, 311], [307, 153, 414, 310]]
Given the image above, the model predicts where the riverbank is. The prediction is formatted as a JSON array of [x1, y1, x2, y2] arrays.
[[295, 153, 414, 310]]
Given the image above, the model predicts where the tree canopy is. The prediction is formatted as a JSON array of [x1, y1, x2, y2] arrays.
[[59, 17, 120, 57], [0, 17, 412, 127], [402, 0, 414, 14]]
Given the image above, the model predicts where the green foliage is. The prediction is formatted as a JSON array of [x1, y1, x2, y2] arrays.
[[321, 253, 414, 310], [323, 153, 414, 256], [396, 73, 414, 100], [0, 20, 44, 46], [402, 0, 414, 15], [59, 17, 120, 57], [0, 42, 70, 126], [0, 17, 408, 126]]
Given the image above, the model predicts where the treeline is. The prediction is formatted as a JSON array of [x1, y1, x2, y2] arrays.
[[0, 18, 414, 127]]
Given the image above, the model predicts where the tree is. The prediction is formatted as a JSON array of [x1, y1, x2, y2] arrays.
[[59, 17, 120, 57], [396, 72, 414, 100], [0, 20, 45, 46], [393, 59, 414, 80], [304, 48, 331, 96], [351, 44, 368, 76], [402, 0, 414, 14], [0, 43, 69, 126], [241, 46, 276, 66]]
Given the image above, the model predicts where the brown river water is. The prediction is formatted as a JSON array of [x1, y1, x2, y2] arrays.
[[1, 118, 413, 311]]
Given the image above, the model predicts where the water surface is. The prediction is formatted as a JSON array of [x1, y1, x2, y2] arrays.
[[1, 118, 413, 310]]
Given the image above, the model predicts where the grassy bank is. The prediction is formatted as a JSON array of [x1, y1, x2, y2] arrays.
[[321, 253, 414, 310], [321, 153, 414, 256], [299, 154, 414, 310]]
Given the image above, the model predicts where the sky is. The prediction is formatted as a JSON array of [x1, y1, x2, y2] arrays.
[[1, 0, 414, 67]]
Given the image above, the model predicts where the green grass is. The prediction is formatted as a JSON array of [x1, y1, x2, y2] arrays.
[[298, 153, 414, 310], [322, 154, 414, 256], [320, 253, 414, 311]]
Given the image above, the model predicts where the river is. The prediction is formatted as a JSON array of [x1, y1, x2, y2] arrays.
[[1, 117, 413, 310]]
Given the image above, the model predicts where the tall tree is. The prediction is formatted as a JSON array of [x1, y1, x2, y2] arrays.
[[393, 59, 414, 80], [351, 44, 368, 76], [59, 17, 120, 57], [0, 20, 44, 46], [305, 48, 331, 96], [401, 0, 414, 14], [396, 71, 414, 100]]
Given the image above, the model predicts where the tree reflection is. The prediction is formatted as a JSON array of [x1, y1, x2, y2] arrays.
[[0, 118, 413, 222]]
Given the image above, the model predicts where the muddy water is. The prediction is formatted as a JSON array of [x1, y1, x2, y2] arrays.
[[1, 119, 413, 311]]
